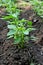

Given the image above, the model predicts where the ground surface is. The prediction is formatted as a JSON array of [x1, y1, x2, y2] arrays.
[[0, 7, 43, 65]]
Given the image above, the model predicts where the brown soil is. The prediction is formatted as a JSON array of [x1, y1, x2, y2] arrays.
[[0, 8, 43, 65]]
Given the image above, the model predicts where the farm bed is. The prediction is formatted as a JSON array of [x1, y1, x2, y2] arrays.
[[0, 7, 43, 65]]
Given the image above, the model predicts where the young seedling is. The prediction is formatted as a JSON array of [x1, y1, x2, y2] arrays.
[[7, 19, 35, 48], [1, 0, 36, 48]]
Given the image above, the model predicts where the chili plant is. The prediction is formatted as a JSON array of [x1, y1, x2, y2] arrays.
[[1, 0, 36, 47], [7, 18, 35, 47]]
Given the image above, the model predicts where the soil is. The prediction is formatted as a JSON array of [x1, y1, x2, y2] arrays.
[[0, 7, 43, 65]]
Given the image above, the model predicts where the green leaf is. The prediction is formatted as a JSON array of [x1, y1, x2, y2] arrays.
[[30, 63, 34, 65], [7, 25, 16, 29], [7, 35, 13, 39], [27, 28, 36, 32], [24, 36, 29, 41], [31, 36, 38, 41], [24, 28, 35, 35], [24, 29, 29, 35], [2, 15, 13, 19], [24, 27, 36, 35], [7, 30, 15, 36], [12, 13, 18, 18], [14, 37, 21, 44], [28, 21, 32, 26], [21, 19, 26, 23]]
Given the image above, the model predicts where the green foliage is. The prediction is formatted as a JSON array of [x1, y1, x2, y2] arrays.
[[1, 0, 35, 48], [7, 19, 35, 47], [30, 63, 34, 65], [30, 0, 43, 18], [0, 0, 17, 7], [30, 63, 40, 65]]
